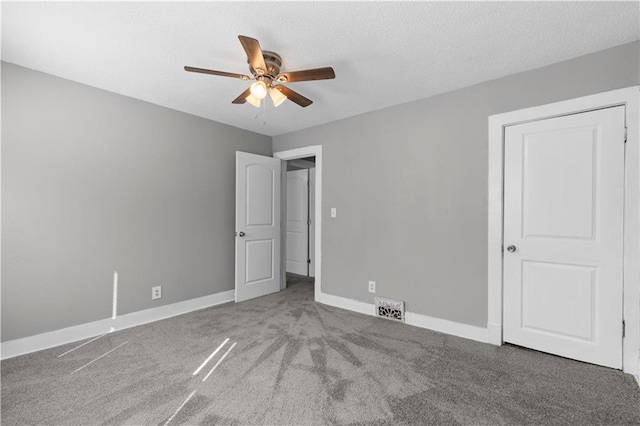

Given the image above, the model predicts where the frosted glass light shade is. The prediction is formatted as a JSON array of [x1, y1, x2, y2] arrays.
[[246, 94, 261, 108], [269, 87, 287, 107], [249, 80, 268, 99]]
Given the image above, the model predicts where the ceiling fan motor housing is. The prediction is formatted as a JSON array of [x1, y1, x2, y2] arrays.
[[249, 51, 283, 81]]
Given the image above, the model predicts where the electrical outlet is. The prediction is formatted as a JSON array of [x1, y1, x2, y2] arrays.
[[368, 281, 376, 293], [152, 286, 162, 300]]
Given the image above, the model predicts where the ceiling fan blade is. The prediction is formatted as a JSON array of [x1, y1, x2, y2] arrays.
[[184, 66, 251, 80], [276, 67, 335, 83], [238, 35, 267, 74], [232, 87, 252, 104], [275, 85, 313, 107]]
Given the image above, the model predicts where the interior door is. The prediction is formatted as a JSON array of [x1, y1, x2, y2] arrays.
[[235, 151, 281, 303], [286, 169, 309, 275], [503, 106, 625, 368]]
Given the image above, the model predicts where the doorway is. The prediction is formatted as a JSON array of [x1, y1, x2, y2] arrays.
[[285, 157, 316, 279], [274, 145, 323, 302], [502, 106, 624, 368], [487, 87, 640, 375], [234, 146, 323, 304]]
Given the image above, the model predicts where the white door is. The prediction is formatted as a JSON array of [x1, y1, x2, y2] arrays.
[[235, 152, 281, 303], [503, 106, 625, 368], [286, 169, 309, 275]]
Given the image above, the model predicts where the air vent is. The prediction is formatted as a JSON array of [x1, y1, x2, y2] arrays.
[[375, 297, 405, 322]]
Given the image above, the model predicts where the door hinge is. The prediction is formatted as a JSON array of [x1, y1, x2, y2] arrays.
[[307, 259, 311, 264], [307, 219, 312, 226], [622, 320, 625, 338], [624, 127, 627, 143], [307, 180, 312, 187], [501, 245, 504, 253]]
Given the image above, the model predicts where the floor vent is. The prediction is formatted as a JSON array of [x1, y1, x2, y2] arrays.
[[375, 297, 405, 322]]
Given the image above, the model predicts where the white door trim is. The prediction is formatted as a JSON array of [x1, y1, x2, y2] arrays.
[[274, 146, 322, 302], [488, 86, 640, 375]]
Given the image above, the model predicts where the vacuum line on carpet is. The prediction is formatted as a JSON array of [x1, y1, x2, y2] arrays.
[[163, 390, 196, 426], [202, 341, 237, 382], [58, 333, 108, 358], [192, 338, 230, 376], [70, 341, 128, 375]]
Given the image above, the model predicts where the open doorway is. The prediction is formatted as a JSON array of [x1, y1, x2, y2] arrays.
[[285, 157, 315, 277], [273, 145, 323, 302], [285, 157, 316, 289]]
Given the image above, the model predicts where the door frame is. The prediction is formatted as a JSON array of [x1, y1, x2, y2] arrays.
[[274, 145, 322, 302], [487, 86, 640, 375]]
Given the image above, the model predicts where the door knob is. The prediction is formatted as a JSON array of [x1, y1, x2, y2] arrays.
[[237, 231, 245, 237], [506, 245, 516, 253]]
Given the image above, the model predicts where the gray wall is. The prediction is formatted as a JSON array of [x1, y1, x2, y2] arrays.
[[273, 41, 640, 328], [2, 62, 272, 341]]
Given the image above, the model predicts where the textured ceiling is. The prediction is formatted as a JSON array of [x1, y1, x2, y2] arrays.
[[2, 2, 639, 136]]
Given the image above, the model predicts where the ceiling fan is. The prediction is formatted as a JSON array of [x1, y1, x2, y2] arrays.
[[184, 35, 335, 108]]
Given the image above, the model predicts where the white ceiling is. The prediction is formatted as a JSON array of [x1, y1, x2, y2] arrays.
[[2, 2, 639, 136]]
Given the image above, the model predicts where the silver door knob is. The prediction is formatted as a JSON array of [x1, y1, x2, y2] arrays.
[[506, 245, 516, 252], [237, 231, 245, 237]]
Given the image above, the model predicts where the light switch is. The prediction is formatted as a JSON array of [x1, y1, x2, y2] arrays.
[[331, 207, 337, 218]]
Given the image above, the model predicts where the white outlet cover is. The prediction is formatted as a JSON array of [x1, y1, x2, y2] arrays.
[[331, 208, 337, 218], [152, 286, 162, 300], [368, 281, 376, 293]]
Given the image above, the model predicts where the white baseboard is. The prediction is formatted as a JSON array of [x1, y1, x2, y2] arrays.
[[319, 292, 374, 316], [1, 290, 234, 360], [319, 291, 489, 344], [405, 312, 488, 343]]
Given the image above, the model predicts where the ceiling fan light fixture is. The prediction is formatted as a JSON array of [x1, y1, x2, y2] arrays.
[[249, 80, 268, 99], [246, 94, 262, 108], [269, 87, 287, 107], [185, 35, 335, 108]]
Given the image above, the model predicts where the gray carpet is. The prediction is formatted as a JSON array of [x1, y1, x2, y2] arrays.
[[2, 274, 640, 425]]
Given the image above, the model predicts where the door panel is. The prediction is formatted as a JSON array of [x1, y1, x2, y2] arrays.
[[286, 169, 309, 275], [245, 239, 274, 284], [522, 128, 596, 239], [236, 152, 281, 302], [246, 165, 275, 226], [521, 261, 595, 340], [503, 106, 625, 368]]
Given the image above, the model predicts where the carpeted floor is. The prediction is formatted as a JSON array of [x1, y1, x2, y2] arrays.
[[2, 274, 640, 425]]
